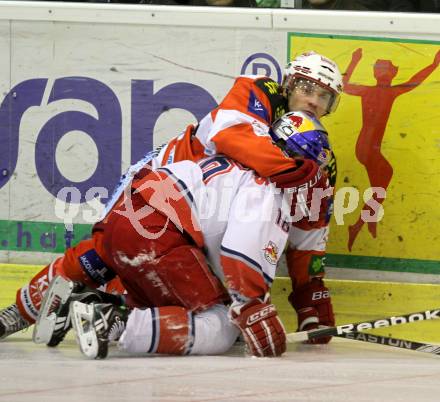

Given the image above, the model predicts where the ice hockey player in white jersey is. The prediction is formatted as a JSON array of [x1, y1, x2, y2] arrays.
[[34, 111, 335, 359]]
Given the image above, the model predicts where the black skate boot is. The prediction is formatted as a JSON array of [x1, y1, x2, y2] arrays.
[[33, 275, 124, 347], [0, 304, 30, 340], [70, 301, 129, 359]]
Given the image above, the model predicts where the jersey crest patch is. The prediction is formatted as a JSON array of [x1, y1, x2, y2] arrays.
[[263, 241, 279, 265]]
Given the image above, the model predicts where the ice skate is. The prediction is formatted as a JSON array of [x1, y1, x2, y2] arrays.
[[70, 301, 129, 359], [0, 304, 30, 340], [33, 275, 123, 347]]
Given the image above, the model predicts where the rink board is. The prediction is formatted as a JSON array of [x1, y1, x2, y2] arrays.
[[0, 2, 439, 281], [3, 263, 440, 343]]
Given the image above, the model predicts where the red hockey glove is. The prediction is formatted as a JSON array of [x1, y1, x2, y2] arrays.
[[270, 160, 333, 226], [270, 158, 319, 189], [230, 299, 286, 357], [289, 278, 335, 344]]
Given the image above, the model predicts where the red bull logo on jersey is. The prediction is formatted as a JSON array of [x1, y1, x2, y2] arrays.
[[263, 241, 279, 265]]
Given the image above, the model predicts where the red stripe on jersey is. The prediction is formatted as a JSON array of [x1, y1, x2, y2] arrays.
[[221, 255, 269, 299], [156, 306, 190, 355]]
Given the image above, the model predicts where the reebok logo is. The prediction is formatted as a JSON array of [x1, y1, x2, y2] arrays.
[[336, 309, 440, 334]]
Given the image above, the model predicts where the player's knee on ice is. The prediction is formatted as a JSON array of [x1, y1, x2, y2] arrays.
[[119, 304, 239, 356]]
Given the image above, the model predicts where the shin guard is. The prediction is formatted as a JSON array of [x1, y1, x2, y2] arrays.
[[16, 258, 63, 323], [120, 306, 192, 355]]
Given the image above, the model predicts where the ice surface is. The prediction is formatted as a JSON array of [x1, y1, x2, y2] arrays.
[[1, 332, 440, 402]]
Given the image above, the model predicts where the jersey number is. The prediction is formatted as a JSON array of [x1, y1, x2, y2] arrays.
[[276, 208, 290, 233], [200, 156, 235, 183]]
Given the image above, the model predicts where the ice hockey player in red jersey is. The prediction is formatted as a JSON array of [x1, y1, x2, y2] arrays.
[[36, 110, 334, 359], [0, 51, 342, 349]]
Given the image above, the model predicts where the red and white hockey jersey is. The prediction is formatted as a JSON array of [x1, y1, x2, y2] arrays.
[[153, 75, 292, 176]]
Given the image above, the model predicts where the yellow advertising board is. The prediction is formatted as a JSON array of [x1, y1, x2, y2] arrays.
[[288, 33, 440, 274]]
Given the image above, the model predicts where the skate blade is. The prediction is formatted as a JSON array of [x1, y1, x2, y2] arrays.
[[70, 301, 99, 359], [32, 276, 74, 344]]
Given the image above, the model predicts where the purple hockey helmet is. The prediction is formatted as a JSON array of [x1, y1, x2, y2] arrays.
[[269, 111, 331, 166]]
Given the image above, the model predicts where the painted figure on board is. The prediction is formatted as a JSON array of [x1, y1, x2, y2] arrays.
[[343, 48, 440, 251]]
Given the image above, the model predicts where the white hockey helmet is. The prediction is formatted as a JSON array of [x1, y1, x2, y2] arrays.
[[282, 51, 343, 114]]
